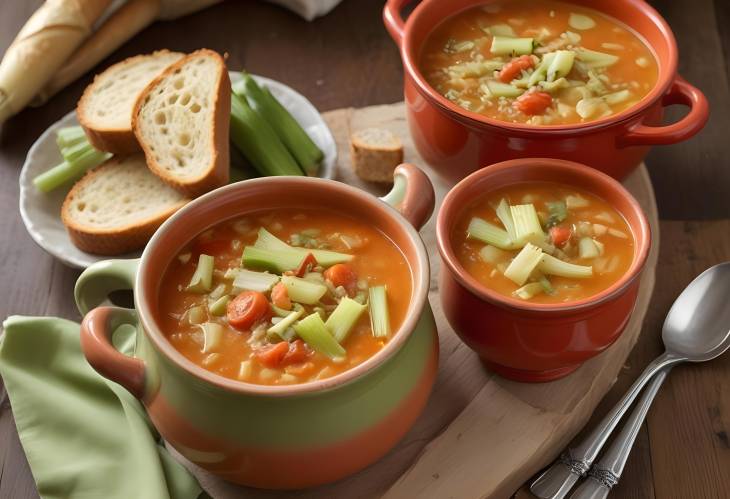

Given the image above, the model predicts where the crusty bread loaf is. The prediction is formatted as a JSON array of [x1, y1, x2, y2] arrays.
[[76, 50, 184, 153], [350, 128, 404, 183], [61, 154, 189, 255], [132, 49, 230, 197]]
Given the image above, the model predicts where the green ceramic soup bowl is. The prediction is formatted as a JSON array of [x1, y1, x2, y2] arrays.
[[75, 164, 438, 489]]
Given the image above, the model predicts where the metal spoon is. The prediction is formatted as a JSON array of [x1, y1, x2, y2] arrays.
[[531, 262, 730, 499]]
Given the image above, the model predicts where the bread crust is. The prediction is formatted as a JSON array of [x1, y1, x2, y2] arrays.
[[61, 156, 189, 255], [350, 130, 404, 184], [76, 50, 184, 154], [131, 48, 230, 198]]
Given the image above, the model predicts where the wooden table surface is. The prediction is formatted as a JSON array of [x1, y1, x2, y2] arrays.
[[0, 1, 728, 498]]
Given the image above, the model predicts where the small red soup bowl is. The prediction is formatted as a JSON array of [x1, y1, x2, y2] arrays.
[[384, 0, 709, 183], [75, 164, 438, 489], [436, 158, 650, 382]]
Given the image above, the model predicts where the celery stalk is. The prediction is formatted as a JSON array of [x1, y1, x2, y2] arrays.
[[208, 295, 230, 316], [230, 92, 304, 176], [241, 246, 303, 273], [267, 308, 303, 339], [231, 268, 280, 292], [575, 48, 619, 68], [547, 50, 575, 82], [485, 80, 524, 98], [529, 52, 557, 86], [235, 74, 323, 176], [514, 282, 544, 300], [253, 228, 353, 266], [504, 243, 543, 285], [33, 147, 111, 193], [496, 198, 517, 240], [539, 254, 593, 278], [467, 217, 520, 250], [281, 275, 327, 305], [56, 126, 87, 149], [293, 313, 346, 360], [490, 36, 534, 55], [368, 285, 390, 338], [186, 254, 215, 293], [510, 204, 545, 245], [326, 297, 367, 343], [200, 323, 224, 353]]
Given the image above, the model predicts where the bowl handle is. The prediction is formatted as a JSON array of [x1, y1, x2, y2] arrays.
[[80, 306, 146, 400], [381, 163, 435, 230], [383, 0, 411, 45], [617, 75, 708, 147]]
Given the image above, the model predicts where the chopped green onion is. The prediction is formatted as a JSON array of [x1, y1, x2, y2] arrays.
[[200, 323, 224, 353], [254, 228, 353, 266], [208, 295, 230, 316], [281, 275, 327, 305], [490, 36, 534, 55], [514, 282, 544, 300], [496, 198, 517, 240], [547, 50, 575, 82], [504, 243, 543, 286], [326, 297, 368, 343], [186, 254, 215, 293], [578, 237, 600, 259], [539, 254, 593, 278], [231, 268, 280, 292], [511, 204, 545, 245], [293, 313, 346, 361], [267, 308, 303, 340], [368, 285, 391, 338], [467, 217, 520, 250]]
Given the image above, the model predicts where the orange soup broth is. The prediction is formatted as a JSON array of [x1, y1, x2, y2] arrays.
[[157, 209, 412, 385], [452, 183, 635, 304], [420, 0, 659, 124]]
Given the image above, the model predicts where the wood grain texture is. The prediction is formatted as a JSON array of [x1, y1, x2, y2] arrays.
[[0, 0, 728, 498]]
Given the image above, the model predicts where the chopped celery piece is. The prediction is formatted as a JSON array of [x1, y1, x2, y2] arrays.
[[539, 254, 593, 278], [603, 89, 632, 105], [578, 237, 600, 259], [238, 360, 253, 380], [271, 304, 292, 318], [254, 228, 352, 266], [241, 246, 302, 273], [208, 295, 230, 316], [514, 282, 544, 300], [511, 204, 545, 245], [608, 228, 629, 239], [449, 60, 504, 78], [208, 283, 227, 300], [293, 313, 346, 360], [186, 305, 206, 325], [538, 274, 555, 294], [467, 217, 520, 250], [200, 323, 224, 353], [479, 244, 507, 264], [485, 80, 524, 98], [186, 254, 214, 293], [267, 308, 303, 339], [368, 285, 391, 338], [281, 275, 327, 305], [56, 126, 87, 149], [539, 77, 569, 93], [529, 52, 557, 86], [496, 198, 517, 240], [568, 12, 596, 30], [504, 243, 543, 286], [490, 36, 534, 55], [593, 239, 605, 255], [326, 297, 368, 343], [484, 24, 516, 37], [232, 268, 280, 292], [546, 200, 568, 226], [575, 48, 619, 68], [547, 50, 575, 81], [565, 194, 590, 209]]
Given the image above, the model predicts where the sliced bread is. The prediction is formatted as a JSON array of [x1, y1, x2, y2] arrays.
[[77, 50, 184, 154], [132, 49, 230, 197], [350, 128, 404, 183], [61, 154, 190, 255]]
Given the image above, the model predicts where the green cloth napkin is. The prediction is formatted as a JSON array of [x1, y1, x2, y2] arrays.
[[0, 316, 204, 499]]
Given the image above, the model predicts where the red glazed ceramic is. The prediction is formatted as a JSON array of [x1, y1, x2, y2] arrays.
[[384, 0, 709, 183], [76, 164, 439, 489], [437, 158, 651, 382]]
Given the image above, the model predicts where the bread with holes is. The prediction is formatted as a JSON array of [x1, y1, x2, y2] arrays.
[[77, 50, 184, 154], [61, 154, 190, 255], [132, 49, 230, 197], [349, 128, 404, 183]]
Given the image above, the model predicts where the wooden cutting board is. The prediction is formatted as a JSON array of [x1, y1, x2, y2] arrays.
[[184, 102, 660, 499]]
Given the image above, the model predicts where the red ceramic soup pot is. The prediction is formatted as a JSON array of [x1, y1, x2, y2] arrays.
[[384, 0, 709, 183], [437, 158, 651, 382], [75, 164, 439, 489]]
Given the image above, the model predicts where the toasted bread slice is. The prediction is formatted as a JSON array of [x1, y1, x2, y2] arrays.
[[61, 154, 190, 255], [350, 128, 404, 183], [132, 49, 230, 197], [77, 50, 184, 153]]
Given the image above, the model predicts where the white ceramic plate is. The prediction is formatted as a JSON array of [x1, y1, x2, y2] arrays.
[[18, 72, 337, 269]]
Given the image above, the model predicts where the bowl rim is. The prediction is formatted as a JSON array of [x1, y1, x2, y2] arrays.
[[401, 0, 678, 134], [134, 176, 431, 397], [436, 158, 651, 313]]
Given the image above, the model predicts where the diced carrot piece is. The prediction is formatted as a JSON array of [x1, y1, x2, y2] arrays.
[[324, 263, 358, 295], [255, 341, 289, 368], [271, 282, 291, 310], [513, 91, 552, 115], [282, 339, 310, 365], [227, 291, 271, 330], [294, 252, 318, 277], [498, 55, 534, 83], [549, 226, 572, 247]]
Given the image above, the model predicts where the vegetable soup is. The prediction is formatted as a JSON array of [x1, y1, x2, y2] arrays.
[[158, 209, 411, 385], [420, 0, 658, 125], [452, 182, 634, 303]]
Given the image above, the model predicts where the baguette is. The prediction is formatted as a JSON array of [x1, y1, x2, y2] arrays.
[[349, 128, 404, 183], [61, 154, 189, 255], [76, 50, 184, 153], [132, 49, 230, 197]]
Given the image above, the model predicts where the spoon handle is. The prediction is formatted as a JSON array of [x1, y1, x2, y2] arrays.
[[530, 351, 682, 499], [569, 369, 669, 499]]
